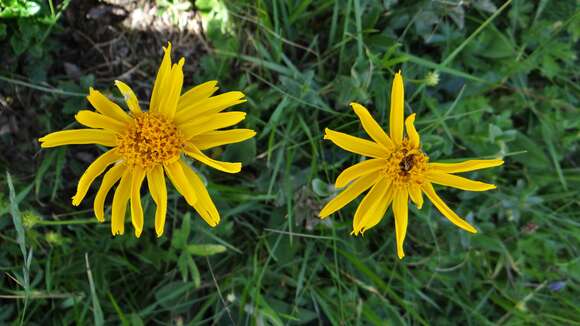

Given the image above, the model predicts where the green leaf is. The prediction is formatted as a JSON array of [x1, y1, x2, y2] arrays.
[[186, 244, 227, 256], [189, 257, 201, 288], [153, 281, 195, 310], [475, 29, 515, 59], [7, 172, 26, 258], [10, 32, 29, 55], [177, 252, 189, 282], [176, 250, 200, 287], [171, 213, 191, 249], [85, 254, 104, 326], [311, 178, 332, 197], [0, 0, 40, 18]]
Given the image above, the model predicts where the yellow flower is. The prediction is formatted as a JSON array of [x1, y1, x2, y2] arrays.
[[320, 72, 503, 259], [39, 43, 256, 237]]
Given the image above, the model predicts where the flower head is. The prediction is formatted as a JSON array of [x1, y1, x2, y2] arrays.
[[39, 43, 256, 237], [424, 71, 440, 86], [320, 72, 503, 259]]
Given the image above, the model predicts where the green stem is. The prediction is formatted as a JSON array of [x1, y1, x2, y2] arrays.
[[36, 219, 100, 226]]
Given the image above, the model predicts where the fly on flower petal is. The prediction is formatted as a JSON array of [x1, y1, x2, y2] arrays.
[[39, 42, 256, 237], [320, 71, 503, 259]]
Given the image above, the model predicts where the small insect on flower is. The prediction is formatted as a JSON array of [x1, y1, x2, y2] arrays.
[[320, 71, 503, 259], [39, 43, 256, 237]]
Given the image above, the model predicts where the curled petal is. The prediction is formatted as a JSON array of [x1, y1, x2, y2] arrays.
[[72, 149, 121, 206], [429, 159, 504, 173], [164, 160, 197, 206], [358, 186, 394, 234], [408, 183, 423, 209], [75, 110, 127, 133], [421, 182, 477, 233], [405, 113, 420, 149], [352, 177, 390, 235], [179, 160, 220, 227], [335, 158, 386, 189], [319, 173, 377, 218], [350, 102, 394, 150], [323, 128, 390, 158], [184, 145, 241, 173], [115, 80, 142, 114], [94, 164, 125, 222], [87, 88, 132, 123], [150, 42, 173, 113], [111, 170, 132, 235], [426, 171, 496, 192], [147, 166, 168, 237], [392, 187, 409, 259], [175, 91, 246, 125], [130, 167, 146, 237], [39, 130, 117, 148], [177, 80, 219, 111], [189, 129, 256, 150], [159, 58, 185, 120], [180, 112, 247, 139], [389, 72, 404, 145]]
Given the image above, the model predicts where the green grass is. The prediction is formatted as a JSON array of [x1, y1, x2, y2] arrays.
[[1, 0, 579, 324]]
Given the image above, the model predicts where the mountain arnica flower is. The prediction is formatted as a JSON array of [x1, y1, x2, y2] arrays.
[[320, 71, 503, 259], [39, 43, 256, 237]]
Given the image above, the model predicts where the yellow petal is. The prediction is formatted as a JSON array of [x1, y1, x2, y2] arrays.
[[426, 170, 496, 192], [405, 113, 420, 149], [114, 80, 142, 114], [159, 58, 185, 120], [130, 166, 146, 237], [150, 42, 173, 113], [87, 88, 131, 123], [164, 160, 197, 206], [147, 165, 168, 237], [421, 182, 477, 233], [359, 186, 394, 234], [180, 112, 247, 139], [408, 182, 424, 209], [180, 160, 220, 227], [350, 102, 394, 150], [319, 173, 377, 218], [323, 128, 390, 158], [177, 80, 219, 111], [72, 149, 121, 206], [174, 91, 246, 125], [392, 187, 409, 259], [39, 129, 117, 148], [189, 129, 256, 150], [389, 72, 405, 146], [94, 164, 124, 222], [111, 170, 131, 235], [75, 110, 127, 133], [352, 177, 390, 235], [335, 158, 386, 188], [184, 145, 241, 173], [429, 159, 504, 173]]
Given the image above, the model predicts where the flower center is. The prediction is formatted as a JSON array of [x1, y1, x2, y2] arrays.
[[384, 139, 428, 187], [117, 112, 185, 169]]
